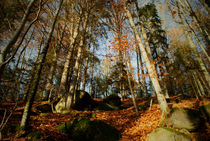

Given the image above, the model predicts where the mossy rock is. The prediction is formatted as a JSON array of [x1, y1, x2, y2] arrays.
[[163, 108, 200, 131], [96, 103, 119, 111], [6, 124, 20, 133], [26, 132, 42, 141], [57, 118, 121, 141], [147, 127, 191, 141], [73, 90, 97, 110], [199, 104, 210, 121], [39, 113, 50, 117], [103, 94, 121, 107]]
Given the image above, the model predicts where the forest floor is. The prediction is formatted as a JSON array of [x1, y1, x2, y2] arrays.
[[1, 97, 210, 141]]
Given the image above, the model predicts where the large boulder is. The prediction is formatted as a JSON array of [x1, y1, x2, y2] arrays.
[[55, 96, 67, 113], [163, 108, 200, 131], [57, 118, 121, 141], [55, 91, 96, 113], [72, 90, 96, 110], [147, 127, 191, 141], [103, 94, 121, 107]]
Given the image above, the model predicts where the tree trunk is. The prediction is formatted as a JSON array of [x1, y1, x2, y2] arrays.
[[19, 0, 63, 131], [0, 0, 36, 80], [124, 5, 169, 117], [67, 12, 89, 109], [124, 53, 139, 116], [57, 24, 80, 97], [81, 33, 92, 91]]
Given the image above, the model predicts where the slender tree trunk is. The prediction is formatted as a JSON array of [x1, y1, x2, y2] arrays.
[[183, 0, 210, 44], [199, 0, 210, 13], [179, 2, 210, 62], [81, 33, 92, 91], [57, 21, 80, 97], [19, 0, 63, 131], [124, 53, 139, 116], [124, 5, 169, 116], [67, 12, 89, 109], [0, 0, 36, 80]]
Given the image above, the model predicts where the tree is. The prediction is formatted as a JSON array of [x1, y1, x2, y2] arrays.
[[0, 0, 36, 80], [19, 0, 63, 131], [123, 1, 169, 117]]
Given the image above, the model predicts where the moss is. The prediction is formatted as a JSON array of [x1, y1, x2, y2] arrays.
[[96, 103, 119, 111], [26, 132, 42, 140], [6, 124, 20, 133], [39, 113, 49, 117], [161, 127, 192, 140], [60, 110, 71, 115], [57, 118, 121, 141], [199, 104, 210, 120]]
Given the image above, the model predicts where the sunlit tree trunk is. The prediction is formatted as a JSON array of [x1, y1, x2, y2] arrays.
[[123, 52, 139, 116], [199, 0, 210, 13], [124, 5, 169, 116], [19, 0, 63, 131], [81, 33, 92, 91], [179, 1, 210, 62], [58, 20, 80, 97], [43, 24, 66, 101], [66, 12, 89, 109], [181, 0, 210, 45]]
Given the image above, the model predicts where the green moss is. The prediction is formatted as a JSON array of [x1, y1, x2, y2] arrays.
[[60, 110, 71, 115], [6, 124, 20, 133], [161, 127, 192, 140], [57, 118, 121, 141], [26, 132, 42, 140], [39, 113, 49, 117], [199, 104, 210, 120], [96, 103, 119, 111]]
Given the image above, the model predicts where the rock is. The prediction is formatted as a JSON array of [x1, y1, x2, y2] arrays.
[[199, 104, 210, 121], [55, 90, 96, 113], [26, 132, 42, 140], [39, 113, 50, 117], [96, 103, 119, 111], [55, 97, 67, 113], [34, 103, 52, 113], [163, 108, 200, 131], [57, 118, 121, 141], [147, 127, 191, 141], [103, 94, 121, 107], [72, 90, 96, 110]]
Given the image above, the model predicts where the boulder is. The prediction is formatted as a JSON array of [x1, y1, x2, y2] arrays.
[[72, 90, 96, 110], [55, 91, 96, 113], [163, 108, 200, 131], [57, 118, 121, 141], [103, 94, 121, 107], [55, 96, 67, 113], [147, 127, 191, 141], [199, 104, 210, 121]]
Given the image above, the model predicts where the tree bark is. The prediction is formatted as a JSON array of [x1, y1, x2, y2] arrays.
[[124, 5, 168, 117], [0, 0, 36, 80], [19, 0, 63, 131]]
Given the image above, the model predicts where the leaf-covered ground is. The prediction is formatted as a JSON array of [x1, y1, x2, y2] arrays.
[[1, 97, 210, 141]]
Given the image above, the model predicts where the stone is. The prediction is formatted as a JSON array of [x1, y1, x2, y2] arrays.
[[103, 94, 121, 107], [163, 108, 200, 131], [57, 118, 121, 141], [199, 104, 210, 121], [147, 127, 191, 141]]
